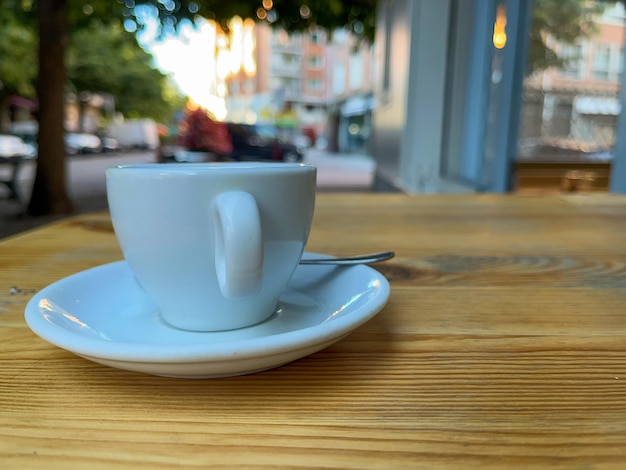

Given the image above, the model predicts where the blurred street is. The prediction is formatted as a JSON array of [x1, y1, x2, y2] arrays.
[[0, 149, 375, 239]]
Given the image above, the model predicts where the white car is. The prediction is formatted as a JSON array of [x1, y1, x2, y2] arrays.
[[0, 134, 36, 159], [65, 133, 101, 155]]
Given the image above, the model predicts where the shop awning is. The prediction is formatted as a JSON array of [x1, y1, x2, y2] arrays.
[[340, 95, 374, 117], [8, 95, 37, 110], [574, 96, 620, 115]]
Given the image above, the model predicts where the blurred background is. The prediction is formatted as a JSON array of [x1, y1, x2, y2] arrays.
[[1, 0, 626, 236]]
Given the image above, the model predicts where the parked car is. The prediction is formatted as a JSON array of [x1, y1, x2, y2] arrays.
[[290, 133, 313, 152], [100, 136, 120, 153], [107, 119, 159, 150], [65, 133, 101, 155], [168, 121, 304, 163], [226, 123, 303, 162], [0, 134, 36, 159]]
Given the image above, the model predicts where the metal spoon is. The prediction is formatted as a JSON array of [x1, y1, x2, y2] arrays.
[[299, 251, 395, 265]]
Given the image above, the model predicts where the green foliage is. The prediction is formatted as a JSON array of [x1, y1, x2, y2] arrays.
[[0, 7, 37, 99], [0, 0, 36, 25], [528, 0, 607, 74], [252, 0, 376, 43], [124, 0, 376, 43], [67, 22, 183, 122]]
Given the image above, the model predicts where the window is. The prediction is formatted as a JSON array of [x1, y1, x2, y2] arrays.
[[333, 29, 348, 45], [591, 43, 624, 82], [560, 44, 584, 79], [271, 52, 301, 74], [281, 53, 300, 67], [333, 63, 346, 95], [308, 55, 323, 68], [307, 78, 322, 91], [593, 44, 612, 81], [349, 53, 363, 89], [441, 0, 532, 192], [285, 78, 300, 94], [310, 30, 324, 44]]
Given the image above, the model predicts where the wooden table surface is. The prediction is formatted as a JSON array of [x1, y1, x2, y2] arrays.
[[1, 193, 626, 469]]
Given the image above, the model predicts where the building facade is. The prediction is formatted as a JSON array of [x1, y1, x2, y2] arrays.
[[226, 23, 374, 152], [521, 3, 625, 158]]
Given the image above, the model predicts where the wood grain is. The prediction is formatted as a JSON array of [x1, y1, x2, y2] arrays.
[[1, 194, 626, 469]]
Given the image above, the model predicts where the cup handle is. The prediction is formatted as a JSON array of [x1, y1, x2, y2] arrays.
[[211, 191, 263, 300]]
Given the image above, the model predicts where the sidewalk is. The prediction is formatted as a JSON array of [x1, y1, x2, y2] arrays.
[[0, 149, 375, 239], [304, 149, 375, 190], [0, 151, 153, 240]]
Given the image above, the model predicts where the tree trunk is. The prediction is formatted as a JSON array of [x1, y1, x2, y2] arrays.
[[0, 94, 10, 133], [28, 0, 74, 216]]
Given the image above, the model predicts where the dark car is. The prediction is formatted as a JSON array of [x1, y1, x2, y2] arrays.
[[226, 123, 303, 162]]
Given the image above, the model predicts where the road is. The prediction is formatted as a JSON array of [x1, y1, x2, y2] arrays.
[[0, 149, 375, 239]]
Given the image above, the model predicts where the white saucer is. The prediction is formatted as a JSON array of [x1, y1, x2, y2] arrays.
[[24, 255, 390, 378]]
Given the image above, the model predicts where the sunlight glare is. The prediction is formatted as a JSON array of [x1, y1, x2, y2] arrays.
[[140, 15, 257, 121]]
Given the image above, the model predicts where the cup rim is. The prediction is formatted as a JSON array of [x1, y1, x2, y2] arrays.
[[107, 162, 315, 174]]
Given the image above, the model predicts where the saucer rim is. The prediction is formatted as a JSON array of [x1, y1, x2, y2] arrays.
[[25, 256, 390, 364]]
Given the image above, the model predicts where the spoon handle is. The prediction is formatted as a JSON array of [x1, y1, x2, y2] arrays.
[[299, 251, 395, 265]]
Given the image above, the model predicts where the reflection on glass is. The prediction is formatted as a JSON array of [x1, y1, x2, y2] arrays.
[[493, 4, 507, 49]]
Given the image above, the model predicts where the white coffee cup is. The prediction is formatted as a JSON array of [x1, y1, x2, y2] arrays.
[[106, 162, 316, 331]]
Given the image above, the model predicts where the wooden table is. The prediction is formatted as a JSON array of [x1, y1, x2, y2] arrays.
[[1, 193, 626, 468]]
